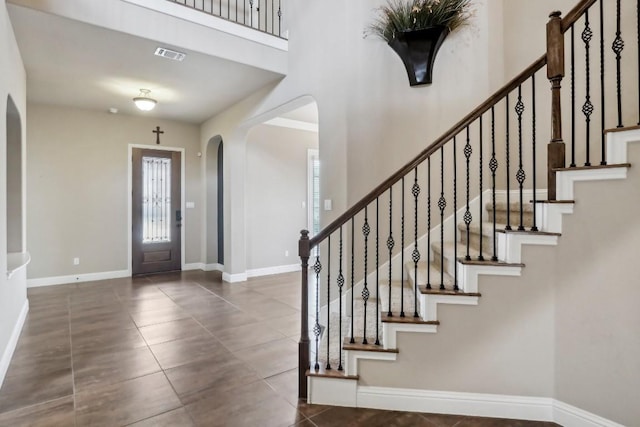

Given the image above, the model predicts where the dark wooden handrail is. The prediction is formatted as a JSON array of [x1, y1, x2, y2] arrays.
[[561, 0, 598, 32], [309, 54, 547, 249]]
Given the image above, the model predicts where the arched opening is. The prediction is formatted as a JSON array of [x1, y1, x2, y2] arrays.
[[244, 100, 319, 272], [6, 96, 23, 254], [206, 135, 224, 267]]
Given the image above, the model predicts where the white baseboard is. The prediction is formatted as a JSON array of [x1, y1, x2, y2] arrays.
[[246, 263, 301, 278], [0, 299, 29, 389], [222, 272, 248, 283], [204, 263, 224, 272], [27, 269, 130, 288], [553, 400, 626, 427], [357, 386, 552, 421], [183, 262, 204, 271], [351, 386, 624, 426]]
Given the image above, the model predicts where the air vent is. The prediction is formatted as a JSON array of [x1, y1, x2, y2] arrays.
[[154, 47, 186, 62]]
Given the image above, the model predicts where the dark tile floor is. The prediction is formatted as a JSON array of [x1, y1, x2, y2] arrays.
[[0, 271, 558, 426]]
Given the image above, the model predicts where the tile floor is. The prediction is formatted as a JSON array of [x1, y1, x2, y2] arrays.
[[0, 271, 559, 426]]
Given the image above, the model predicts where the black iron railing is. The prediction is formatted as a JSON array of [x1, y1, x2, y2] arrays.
[[168, 0, 285, 38], [299, 0, 639, 399]]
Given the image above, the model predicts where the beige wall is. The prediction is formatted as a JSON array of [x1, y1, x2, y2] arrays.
[[245, 124, 318, 270], [552, 145, 640, 426], [26, 104, 202, 279], [0, 1, 28, 385], [361, 251, 556, 397]]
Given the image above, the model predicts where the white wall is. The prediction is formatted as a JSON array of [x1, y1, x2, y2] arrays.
[[0, 2, 28, 387], [26, 104, 202, 281]]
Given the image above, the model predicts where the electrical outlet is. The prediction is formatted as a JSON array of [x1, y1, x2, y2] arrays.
[[285, 250, 289, 257], [73, 257, 80, 265]]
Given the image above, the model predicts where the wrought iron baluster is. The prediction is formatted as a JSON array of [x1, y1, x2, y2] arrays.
[[350, 218, 355, 344], [439, 146, 446, 289], [583, 10, 594, 167], [600, 0, 606, 162], [400, 177, 405, 317], [325, 235, 331, 370], [490, 107, 498, 261], [453, 136, 459, 290], [362, 207, 370, 345], [571, 24, 577, 167], [516, 85, 526, 231], [464, 127, 472, 261], [313, 249, 321, 371], [387, 187, 394, 317], [375, 198, 380, 345], [278, 0, 282, 37], [337, 226, 344, 371], [257, 0, 261, 30], [249, 0, 254, 27], [412, 167, 420, 317], [505, 94, 512, 230], [532, 74, 539, 232], [427, 158, 431, 289], [613, 0, 624, 128], [478, 116, 485, 260]]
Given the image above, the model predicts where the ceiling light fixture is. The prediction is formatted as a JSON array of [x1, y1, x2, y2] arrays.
[[133, 89, 157, 111]]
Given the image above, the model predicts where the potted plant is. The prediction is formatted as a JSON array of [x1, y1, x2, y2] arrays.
[[369, 0, 472, 86]]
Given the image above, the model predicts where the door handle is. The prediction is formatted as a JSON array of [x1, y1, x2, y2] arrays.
[[176, 210, 182, 227]]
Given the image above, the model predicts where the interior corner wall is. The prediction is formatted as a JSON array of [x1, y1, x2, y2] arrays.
[[0, 1, 28, 386], [245, 124, 318, 270], [26, 104, 202, 280]]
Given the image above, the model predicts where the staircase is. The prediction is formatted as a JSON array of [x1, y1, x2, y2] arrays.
[[298, 0, 638, 424]]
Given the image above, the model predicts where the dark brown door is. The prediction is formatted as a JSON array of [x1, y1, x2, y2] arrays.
[[132, 148, 181, 275]]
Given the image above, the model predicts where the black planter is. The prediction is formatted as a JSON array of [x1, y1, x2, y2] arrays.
[[388, 26, 450, 86]]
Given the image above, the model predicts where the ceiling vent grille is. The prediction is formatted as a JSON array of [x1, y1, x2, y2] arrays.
[[154, 47, 186, 62]]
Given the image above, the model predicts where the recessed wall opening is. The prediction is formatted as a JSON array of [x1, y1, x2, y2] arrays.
[[206, 135, 224, 266], [6, 96, 23, 254]]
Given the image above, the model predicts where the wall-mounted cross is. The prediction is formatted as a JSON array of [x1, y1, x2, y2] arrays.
[[153, 126, 164, 145]]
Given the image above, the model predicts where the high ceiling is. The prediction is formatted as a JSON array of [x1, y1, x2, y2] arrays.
[[7, 3, 284, 124]]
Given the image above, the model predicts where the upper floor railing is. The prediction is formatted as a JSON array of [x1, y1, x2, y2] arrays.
[[168, 0, 285, 38]]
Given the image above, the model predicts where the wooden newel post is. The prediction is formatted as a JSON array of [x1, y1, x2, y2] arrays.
[[298, 230, 310, 400], [547, 11, 566, 200]]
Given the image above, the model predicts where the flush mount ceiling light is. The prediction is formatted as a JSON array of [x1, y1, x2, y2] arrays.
[[133, 89, 157, 111]]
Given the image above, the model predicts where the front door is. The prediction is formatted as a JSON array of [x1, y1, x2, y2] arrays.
[[132, 148, 182, 275]]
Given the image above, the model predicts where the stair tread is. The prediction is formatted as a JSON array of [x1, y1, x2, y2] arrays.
[[419, 285, 481, 297], [382, 313, 439, 325], [603, 125, 640, 134], [343, 337, 398, 353], [497, 228, 561, 236], [533, 199, 575, 204], [553, 163, 630, 172], [307, 366, 358, 380], [459, 258, 524, 267]]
